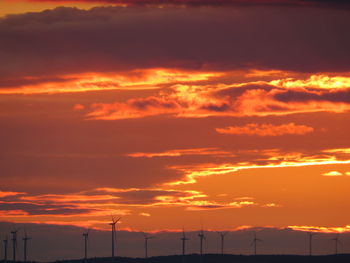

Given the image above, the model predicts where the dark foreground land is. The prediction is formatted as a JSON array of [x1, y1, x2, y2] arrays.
[[4, 254, 350, 263]]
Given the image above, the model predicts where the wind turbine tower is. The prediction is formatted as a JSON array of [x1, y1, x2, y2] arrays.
[[109, 216, 121, 259], [23, 231, 32, 263], [198, 230, 206, 256], [217, 231, 228, 255], [3, 235, 8, 261], [180, 229, 189, 262], [10, 229, 18, 262], [308, 232, 316, 256], [251, 232, 262, 256], [142, 232, 155, 258], [82, 229, 89, 261], [331, 234, 341, 255]]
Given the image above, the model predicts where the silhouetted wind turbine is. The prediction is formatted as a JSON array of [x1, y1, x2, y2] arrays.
[[3, 235, 8, 261], [22, 230, 31, 263], [331, 234, 341, 255], [10, 228, 18, 262], [308, 232, 316, 256], [198, 229, 206, 256], [82, 229, 90, 261], [217, 231, 228, 255], [180, 229, 189, 262], [142, 232, 155, 258], [251, 232, 262, 256], [109, 216, 121, 259]]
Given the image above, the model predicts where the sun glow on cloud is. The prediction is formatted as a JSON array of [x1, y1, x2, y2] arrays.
[[288, 225, 350, 233], [165, 148, 350, 185], [2, 147, 350, 230], [82, 72, 350, 120], [270, 75, 350, 90], [0, 69, 220, 94], [322, 171, 350, 177]]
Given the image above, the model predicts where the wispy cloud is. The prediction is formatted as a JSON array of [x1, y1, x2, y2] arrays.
[[216, 123, 314, 136], [126, 147, 234, 158]]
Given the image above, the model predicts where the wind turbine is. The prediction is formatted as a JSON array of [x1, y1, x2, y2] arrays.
[[82, 229, 90, 261], [198, 229, 206, 256], [180, 229, 189, 262], [251, 232, 262, 256], [23, 230, 32, 263], [217, 231, 228, 255], [3, 235, 8, 261], [308, 232, 316, 256], [109, 216, 121, 259], [142, 232, 155, 258], [331, 234, 341, 255], [10, 228, 18, 262]]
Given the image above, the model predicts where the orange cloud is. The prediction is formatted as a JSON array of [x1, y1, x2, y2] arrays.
[[0, 191, 24, 198], [269, 75, 350, 90], [139, 212, 151, 217], [322, 171, 343, 176], [126, 147, 234, 158], [73, 104, 85, 111], [216, 123, 314, 136], [166, 148, 350, 185], [0, 69, 220, 95], [322, 171, 350, 177], [86, 73, 350, 120], [288, 225, 350, 233]]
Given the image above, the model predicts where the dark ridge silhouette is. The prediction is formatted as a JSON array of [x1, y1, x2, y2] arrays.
[[2, 254, 350, 263]]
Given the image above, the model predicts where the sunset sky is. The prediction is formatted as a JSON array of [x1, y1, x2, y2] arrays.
[[1, 0, 350, 260]]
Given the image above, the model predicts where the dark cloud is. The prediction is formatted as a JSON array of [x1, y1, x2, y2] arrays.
[[214, 84, 277, 99], [0, 202, 93, 215], [0, 76, 76, 89], [275, 89, 350, 103], [130, 97, 180, 110], [1, 6, 350, 79]]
